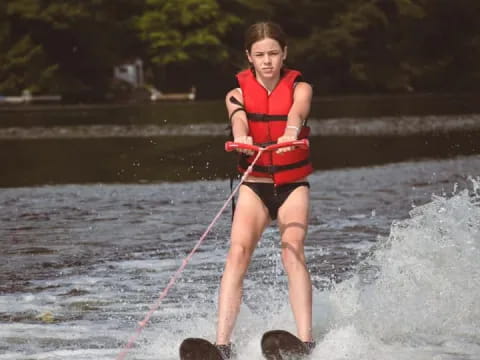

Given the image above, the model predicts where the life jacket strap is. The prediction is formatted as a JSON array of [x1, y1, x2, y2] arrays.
[[246, 112, 288, 122]]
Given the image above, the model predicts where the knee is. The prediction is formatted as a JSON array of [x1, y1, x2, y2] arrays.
[[227, 243, 253, 269], [281, 242, 306, 272]]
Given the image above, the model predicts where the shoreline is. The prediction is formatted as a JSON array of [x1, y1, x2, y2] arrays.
[[0, 114, 480, 139], [0, 92, 479, 114]]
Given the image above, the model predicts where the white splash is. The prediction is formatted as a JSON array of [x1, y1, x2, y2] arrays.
[[313, 178, 480, 359]]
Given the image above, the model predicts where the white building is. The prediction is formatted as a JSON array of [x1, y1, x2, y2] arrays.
[[113, 59, 144, 88]]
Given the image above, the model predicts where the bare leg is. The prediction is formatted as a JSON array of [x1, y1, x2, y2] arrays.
[[277, 185, 312, 342], [216, 185, 270, 344]]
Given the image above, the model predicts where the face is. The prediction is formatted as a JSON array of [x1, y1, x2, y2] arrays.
[[247, 37, 287, 79]]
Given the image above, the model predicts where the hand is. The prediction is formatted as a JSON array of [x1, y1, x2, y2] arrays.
[[276, 134, 297, 154], [234, 135, 254, 156]]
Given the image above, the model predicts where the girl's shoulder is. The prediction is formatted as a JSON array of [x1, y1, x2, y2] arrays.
[[226, 87, 242, 97], [293, 81, 313, 99], [225, 88, 243, 105]]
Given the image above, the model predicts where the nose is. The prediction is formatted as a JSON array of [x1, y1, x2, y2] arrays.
[[263, 54, 271, 64]]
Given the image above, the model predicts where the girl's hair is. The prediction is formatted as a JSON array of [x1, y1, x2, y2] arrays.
[[244, 22, 287, 53]]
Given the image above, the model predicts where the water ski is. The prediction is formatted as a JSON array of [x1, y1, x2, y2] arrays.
[[179, 338, 224, 360], [261, 330, 314, 359]]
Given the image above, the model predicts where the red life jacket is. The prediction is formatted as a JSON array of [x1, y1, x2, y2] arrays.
[[236, 68, 313, 185]]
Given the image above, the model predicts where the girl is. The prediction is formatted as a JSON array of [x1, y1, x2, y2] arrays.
[[216, 22, 315, 359]]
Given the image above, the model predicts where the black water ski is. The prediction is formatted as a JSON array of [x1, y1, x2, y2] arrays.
[[179, 338, 224, 360], [261, 330, 312, 359]]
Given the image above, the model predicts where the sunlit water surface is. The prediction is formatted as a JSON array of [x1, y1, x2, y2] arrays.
[[1, 155, 479, 360]]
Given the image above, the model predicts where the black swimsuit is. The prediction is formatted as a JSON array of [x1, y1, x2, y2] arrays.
[[242, 182, 310, 220]]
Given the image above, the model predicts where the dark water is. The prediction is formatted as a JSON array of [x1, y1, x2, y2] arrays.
[[1, 156, 479, 360], [1, 93, 480, 127], [1, 95, 480, 187], [1, 131, 480, 187]]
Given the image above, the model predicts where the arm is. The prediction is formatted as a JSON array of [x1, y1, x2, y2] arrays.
[[225, 88, 253, 155], [277, 82, 313, 153]]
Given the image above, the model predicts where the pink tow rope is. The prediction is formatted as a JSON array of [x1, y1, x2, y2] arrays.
[[116, 139, 309, 360]]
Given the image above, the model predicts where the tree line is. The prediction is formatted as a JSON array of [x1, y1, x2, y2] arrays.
[[1, 0, 479, 100]]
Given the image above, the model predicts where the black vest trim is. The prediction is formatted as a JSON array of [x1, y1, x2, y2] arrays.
[[246, 112, 288, 122]]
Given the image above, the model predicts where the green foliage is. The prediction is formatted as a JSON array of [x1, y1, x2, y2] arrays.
[[7, 0, 89, 28], [0, 0, 479, 96], [137, 0, 240, 65], [0, 0, 150, 95], [0, 2, 59, 94], [0, 34, 58, 94], [288, 0, 480, 93]]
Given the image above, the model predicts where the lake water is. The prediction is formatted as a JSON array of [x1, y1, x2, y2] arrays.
[[1, 98, 480, 359], [1, 155, 479, 360]]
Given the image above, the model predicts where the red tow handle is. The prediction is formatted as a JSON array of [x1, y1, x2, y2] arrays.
[[225, 139, 309, 152]]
